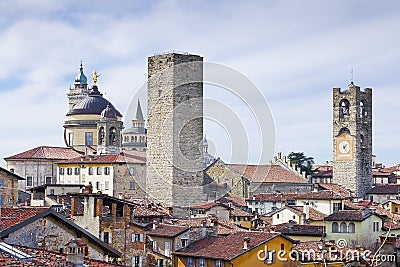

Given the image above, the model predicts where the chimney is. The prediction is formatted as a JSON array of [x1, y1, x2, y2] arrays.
[[243, 237, 250, 250], [303, 204, 310, 222], [66, 239, 87, 266]]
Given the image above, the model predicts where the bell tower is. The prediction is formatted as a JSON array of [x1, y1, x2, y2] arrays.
[[332, 82, 372, 198]]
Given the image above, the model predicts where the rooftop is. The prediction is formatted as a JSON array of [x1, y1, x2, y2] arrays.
[[173, 232, 283, 260], [147, 223, 189, 238], [227, 164, 307, 183], [5, 146, 82, 160]]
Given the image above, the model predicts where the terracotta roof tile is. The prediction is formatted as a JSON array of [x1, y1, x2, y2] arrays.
[[324, 210, 376, 221], [367, 184, 400, 194], [132, 206, 168, 218], [289, 206, 326, 221], [273, 223, 325, 236], [0, 245, 121, 266], [227, 164, 307, 183], [318, 183, 353, 198], [173, 232, 282, 260], [0, 207, 49, 230], [147, 223, 189, 237], [165, 218, 245, 236], [5, 146, 82, 160], [58, 152, 145, 164], [295, 190, 348, 200], [248, 193, 299, 202], [229, 206, 252, 217], [218, 196, 247, 207]]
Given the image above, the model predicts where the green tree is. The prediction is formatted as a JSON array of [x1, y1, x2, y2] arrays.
[[288, 151, 315, 176]]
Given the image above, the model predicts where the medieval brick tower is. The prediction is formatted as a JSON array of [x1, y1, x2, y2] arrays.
[[146, 53, 205, 214], [332, 82, 372, 198]]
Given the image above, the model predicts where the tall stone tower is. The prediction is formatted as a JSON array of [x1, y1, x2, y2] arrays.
[[146, 53, 205, 215], [332, 82, 372, 198]]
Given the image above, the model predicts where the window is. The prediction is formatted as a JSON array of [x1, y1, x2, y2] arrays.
[[348, 222, 355, 233], [332, 222, 339, 233], [105, 181, 109, 190], [281, 243, 284, 251], [340, 222, 347, 233], [59, 168, 65, 175], [96, 181, 100, 190], [45, 176, 52, 184], [157, 259, 165, 267], [97, 167, 102, 175], [333, 203, 342, 212], [130, 182, 135, 190], [373, 221, 380, 232], [104, 167, 110, 175], [67, 168, 72, 175], [132, 256, 142, 267], [153, 240, 157, 251], [165, 241, 171, 257], [132, 233, 144, 242], [74, 168, 80, 175], [68, 133, 73, 146], [85, 132, 93, 146], [181, 239, 188, 248], [216, 260, 223, 267], [199, 258, 205, 267], [187, 257, 194, 267], [102, 232, 111, 244], [0, 179, 3, 188], [27, 176, 33, 187], [286, 200, 295, 206], [116, 203, 124, 217], [292, 215, 296, 220], [129, 167, 136, 175], [88, 167, 93, 175], [109, 127, 117, 145], [277, 214, 280, 219], [50, 189, 55, 195]]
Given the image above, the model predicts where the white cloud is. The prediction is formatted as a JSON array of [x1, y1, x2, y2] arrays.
[[1, 1, 400, 167]]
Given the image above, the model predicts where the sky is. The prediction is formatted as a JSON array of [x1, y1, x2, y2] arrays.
[[0, 0, 400, 167]]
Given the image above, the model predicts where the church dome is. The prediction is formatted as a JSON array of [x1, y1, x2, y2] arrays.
[[74, 62, 88, 85], [101, 103, 117, 119], [67, 86, 122, 117]]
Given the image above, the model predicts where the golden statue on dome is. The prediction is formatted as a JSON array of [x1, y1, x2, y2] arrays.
[[93, 70, 101, 85]]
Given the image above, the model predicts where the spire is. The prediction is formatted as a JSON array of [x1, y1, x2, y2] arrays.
[[75, 61, 87, 85], [135, 99, 144, 120]]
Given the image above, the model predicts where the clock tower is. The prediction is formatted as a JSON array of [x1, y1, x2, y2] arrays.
[[332, 82, 372, 198]]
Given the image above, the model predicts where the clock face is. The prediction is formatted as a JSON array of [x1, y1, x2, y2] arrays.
[[339, 140, 350, 154]]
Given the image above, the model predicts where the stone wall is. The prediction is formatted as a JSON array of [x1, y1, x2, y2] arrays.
[[4, 215, 105, 261], [6, 159, 57, 191], [146, 53, 205, 214], [113, 163, 146, 199]]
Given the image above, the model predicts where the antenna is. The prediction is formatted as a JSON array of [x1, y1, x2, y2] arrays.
[[350, 68, 354, 84]]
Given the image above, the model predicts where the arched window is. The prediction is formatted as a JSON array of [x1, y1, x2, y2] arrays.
[[109, 127, 117, 145], [340, 222, 347, 233], [360, 100, 367, 119], [332, 222, 339, 233], [98, 127, 105, 145], [339, 99, 350, 121], [348, 222, 355, 233], [338, 127, 350, 136]]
